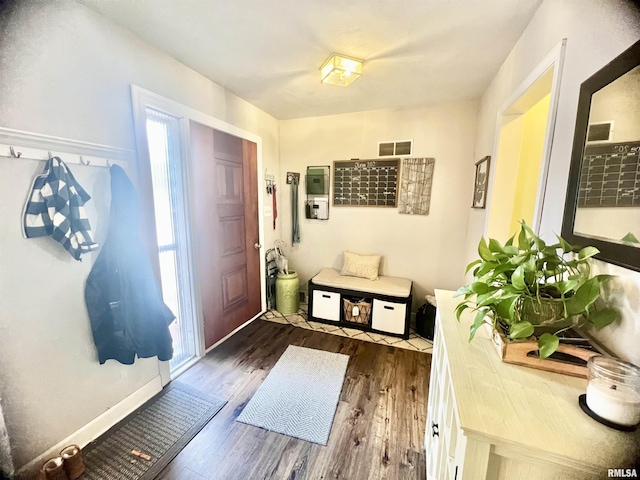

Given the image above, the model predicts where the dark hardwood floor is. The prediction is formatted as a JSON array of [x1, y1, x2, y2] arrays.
[[157, 319, 431, 480]]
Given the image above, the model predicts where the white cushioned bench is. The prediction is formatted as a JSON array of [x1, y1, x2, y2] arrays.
[[308, 268, 413, 338]]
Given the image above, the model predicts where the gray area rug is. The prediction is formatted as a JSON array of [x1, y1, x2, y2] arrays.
[[237, 345, 349, 445], [81, 381, 226, 480]]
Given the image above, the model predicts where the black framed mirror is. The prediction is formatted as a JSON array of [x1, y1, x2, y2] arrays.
[[562, 39, 640, 271]]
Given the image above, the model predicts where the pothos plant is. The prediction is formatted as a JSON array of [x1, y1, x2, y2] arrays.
[[454, 221, 619, 358]]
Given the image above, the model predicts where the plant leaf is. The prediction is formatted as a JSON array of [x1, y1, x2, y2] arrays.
[[470, 282, 489, 294], [489, 238, 504, 254], [494, 263, 516, 275], [476, 290, 500, 306], [475, 261, 498, 277], [518, 226, 528, 250], [538, 333, 560, 359], [455, 302, 469, 321], [621, 232, 640, 245], [565, 277, 600, 315], [578, 246, 600, 261], [588, 307, 619, 329], [520, 221, 545, 249], [503, 245, 519, 255], [453, 285, 471, 297], [555, 279, 580, 295], [495, 296, 519, 321], [509, 254, 529, 266], [509, 321, 534, 339], [556, 235, 573, 253], [505, 233, 515, 247], [478, 237, 496, 262], [502, 284, 523, 295], [469, 310, 487, 341], [511, 265, 526, 290], [543, 246, 560, 257], [465, 259, 482, 274]]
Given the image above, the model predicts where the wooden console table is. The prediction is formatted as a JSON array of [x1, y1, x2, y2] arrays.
[[426, 289, 640, 480]]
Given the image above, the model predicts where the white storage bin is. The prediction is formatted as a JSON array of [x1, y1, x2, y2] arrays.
[[312, 290, 341, 321], [371, 298, 406, 334]]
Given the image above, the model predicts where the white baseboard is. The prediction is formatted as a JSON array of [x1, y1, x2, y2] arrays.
[[17, 376, 162, 479]]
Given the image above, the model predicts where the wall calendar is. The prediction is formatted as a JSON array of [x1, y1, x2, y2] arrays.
[[333, 159, 399, 207]]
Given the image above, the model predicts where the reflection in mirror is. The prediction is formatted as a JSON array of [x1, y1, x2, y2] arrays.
[[562, 39, 640, 271], [573, 65, 640, 247]]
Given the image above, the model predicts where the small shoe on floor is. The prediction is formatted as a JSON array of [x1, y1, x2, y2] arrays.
[[39, 457, 68, 480], [60, 444, 85, 479]]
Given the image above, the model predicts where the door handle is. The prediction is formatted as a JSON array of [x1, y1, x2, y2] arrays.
[[431, 422, 439, 437], [254, 243, 262, 250]]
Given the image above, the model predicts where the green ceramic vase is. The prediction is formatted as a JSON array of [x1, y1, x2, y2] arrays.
[[276, 271, 299, 315]]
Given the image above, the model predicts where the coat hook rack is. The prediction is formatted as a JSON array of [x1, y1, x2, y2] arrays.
[[265, 172, 276, 194], [0, 127, 135, 167], [286, 172, 300, 184], [9, 146, 22, 158]]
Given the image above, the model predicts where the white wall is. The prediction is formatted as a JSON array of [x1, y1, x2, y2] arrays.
[[0, 0, 279, 472], [280, 101, 479, 309], [466, 0, 640, 365]]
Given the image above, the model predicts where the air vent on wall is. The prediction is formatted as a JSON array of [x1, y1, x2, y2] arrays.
[[378, 140, 412, 157], [587, 121, 614, 143]]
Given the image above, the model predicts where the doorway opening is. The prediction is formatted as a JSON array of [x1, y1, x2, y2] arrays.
[[132, 86, 267, 384], [486, 40, 566, 243]]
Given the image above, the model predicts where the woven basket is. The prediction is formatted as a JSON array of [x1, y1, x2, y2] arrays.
[[343, 299, 371, 324], [515, 296, 574, 333]]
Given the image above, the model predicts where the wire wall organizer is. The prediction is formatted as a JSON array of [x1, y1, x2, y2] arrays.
[[398, 157, 435, 215]]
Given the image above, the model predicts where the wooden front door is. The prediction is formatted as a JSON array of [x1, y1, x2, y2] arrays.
[[189, 121, 261, 348]]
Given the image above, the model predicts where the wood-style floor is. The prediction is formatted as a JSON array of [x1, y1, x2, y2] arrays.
[[157, 319, 431, 480]]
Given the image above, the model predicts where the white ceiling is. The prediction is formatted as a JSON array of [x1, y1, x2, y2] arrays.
[[79, 0, 542, 120]]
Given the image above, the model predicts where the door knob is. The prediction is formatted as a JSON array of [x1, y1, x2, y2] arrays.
[[254, 243, 262, 250]]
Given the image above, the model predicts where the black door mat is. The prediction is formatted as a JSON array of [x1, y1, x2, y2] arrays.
[[81, 381, 226, 480]]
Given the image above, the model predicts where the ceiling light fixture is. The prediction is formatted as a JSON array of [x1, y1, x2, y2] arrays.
[[320, 53, 363, 87]]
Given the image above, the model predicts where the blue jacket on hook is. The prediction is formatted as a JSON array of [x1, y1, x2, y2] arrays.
[[85, 165, 174, 365]]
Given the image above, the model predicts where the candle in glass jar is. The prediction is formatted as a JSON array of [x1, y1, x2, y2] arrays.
[[586, 377, 640, 426]]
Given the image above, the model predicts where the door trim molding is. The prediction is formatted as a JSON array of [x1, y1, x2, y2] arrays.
[[484, 38, 567, 237], [130, 86, 267, 383]]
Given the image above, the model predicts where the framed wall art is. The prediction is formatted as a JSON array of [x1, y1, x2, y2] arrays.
[[472, 156, 491, 209]]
